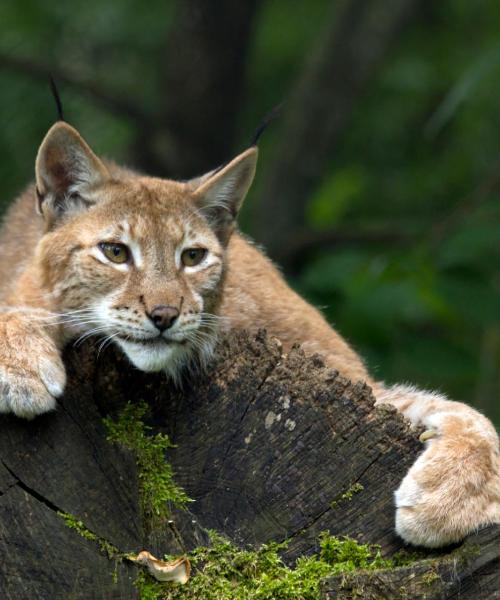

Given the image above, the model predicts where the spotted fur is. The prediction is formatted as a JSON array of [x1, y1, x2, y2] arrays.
[[0, 122, 498, 548]]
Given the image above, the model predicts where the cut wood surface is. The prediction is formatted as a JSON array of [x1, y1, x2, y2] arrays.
[[0, 330, 497, 599]]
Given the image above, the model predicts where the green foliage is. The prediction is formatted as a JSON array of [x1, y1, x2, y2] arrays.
[[307, 167, 368, 230], [103, 402, 192, 526], [136, 531, 409, 600]]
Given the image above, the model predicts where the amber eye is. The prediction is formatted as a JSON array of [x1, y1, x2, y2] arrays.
[[181, 247, 207, 267], [99, 242, 129, 264]]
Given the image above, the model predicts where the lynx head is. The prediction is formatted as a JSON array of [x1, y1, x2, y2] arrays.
[[34, 122, 257, 377]]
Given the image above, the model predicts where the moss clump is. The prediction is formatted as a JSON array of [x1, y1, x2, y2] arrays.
[[421, 569, 440, 586], [330, 482, 364, 508], [58, 511, 121, 560], [135, 571, 165, 600], [103, 401, 192, 526], [135, 531, 404, 600]]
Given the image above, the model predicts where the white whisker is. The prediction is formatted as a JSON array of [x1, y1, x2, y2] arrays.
[[97, 332, 122, 358], [73, 326, 110, 347]]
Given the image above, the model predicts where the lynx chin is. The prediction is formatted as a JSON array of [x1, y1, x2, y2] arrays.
[[0, 121, 498, 549]]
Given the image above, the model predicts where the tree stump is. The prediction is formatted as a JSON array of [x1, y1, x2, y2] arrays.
[[0, 330, 497, 599]]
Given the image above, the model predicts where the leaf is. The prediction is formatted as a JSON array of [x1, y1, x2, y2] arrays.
[[132, 551, 191, 584]]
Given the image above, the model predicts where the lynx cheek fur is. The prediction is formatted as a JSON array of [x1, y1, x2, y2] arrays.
[[0, 122, 499, 548]]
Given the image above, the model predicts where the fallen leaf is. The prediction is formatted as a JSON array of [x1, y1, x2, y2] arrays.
[[131, 550, 191, 584]]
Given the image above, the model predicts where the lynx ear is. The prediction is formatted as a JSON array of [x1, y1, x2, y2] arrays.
[[35, 122, 109, 227], [191, 147, 258, 244]]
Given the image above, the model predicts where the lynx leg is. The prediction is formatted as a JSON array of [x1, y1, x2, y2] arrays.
[[376, 384, 500, 547]]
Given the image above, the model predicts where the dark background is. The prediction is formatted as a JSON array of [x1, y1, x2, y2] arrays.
[[0, 0, 499, 425]]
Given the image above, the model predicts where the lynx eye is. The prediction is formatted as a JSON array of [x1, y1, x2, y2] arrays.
[[98, 242, 130, 264], [181, 247, 207, 267]]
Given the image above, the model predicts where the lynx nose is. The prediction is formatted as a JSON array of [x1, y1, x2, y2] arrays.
[[148, 305, 179, 332]]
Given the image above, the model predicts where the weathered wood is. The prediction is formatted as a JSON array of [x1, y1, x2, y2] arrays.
[[0, 330, 497, 599], [321, 525, 500, 600], [0, 482, 137, 600], [0, 346, 141, 598]]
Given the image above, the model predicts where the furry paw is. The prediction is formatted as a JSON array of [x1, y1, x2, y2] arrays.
[[394, 410, 500, 547], [0, 316, 66, 419]]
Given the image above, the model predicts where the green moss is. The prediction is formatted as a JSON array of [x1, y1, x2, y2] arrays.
[[103, 401, 192, 526], [135, 571, 165, 600], [452, 542, 481, 564], [59, 511, 98, 541], [135, 530, 406, 600], [421, 569, 440, 586], [58, 511, 123, 560], [388, 548, 424, 567], [330, 483, 364, 508]]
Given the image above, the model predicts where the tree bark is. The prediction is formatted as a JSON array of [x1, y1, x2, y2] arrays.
[[0, 330, 497, 598], [253, 0, 423, 268], [145, 0, 261, 179]]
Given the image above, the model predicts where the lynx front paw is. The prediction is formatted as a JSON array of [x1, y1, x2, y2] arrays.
[[394, 411, 500, 547], [0, 360, 65, 420], [0, 317, 66, 419]]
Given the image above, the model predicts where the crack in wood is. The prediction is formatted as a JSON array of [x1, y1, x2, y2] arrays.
[[1, 459, 62, 514], [57, 398, 139, 520]]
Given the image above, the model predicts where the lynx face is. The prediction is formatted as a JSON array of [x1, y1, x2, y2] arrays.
[[34, 123, 257, 377]]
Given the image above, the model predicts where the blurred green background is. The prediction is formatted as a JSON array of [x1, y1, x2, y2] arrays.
[[0, 0, 499, 425]]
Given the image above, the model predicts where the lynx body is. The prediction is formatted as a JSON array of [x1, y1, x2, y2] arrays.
[[0, 122, 498, 548]]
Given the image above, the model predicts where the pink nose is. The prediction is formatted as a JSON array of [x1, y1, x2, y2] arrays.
[[148, 305, 179, 331]]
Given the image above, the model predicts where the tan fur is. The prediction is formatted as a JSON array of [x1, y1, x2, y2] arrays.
[[0, 122, 498, 547]]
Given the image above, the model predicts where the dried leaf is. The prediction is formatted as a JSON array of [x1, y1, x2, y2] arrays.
[[131, 550, 191, 584]]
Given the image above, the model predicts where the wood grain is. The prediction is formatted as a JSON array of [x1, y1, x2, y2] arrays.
[[0, 330, 497, 598]]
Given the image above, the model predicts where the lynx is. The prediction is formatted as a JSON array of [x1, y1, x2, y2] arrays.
[[0, 121, 498, 548]]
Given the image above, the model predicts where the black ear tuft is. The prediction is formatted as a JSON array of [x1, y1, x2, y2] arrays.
[[49, 76, 65, 122], [249, 102, 284, 147]]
